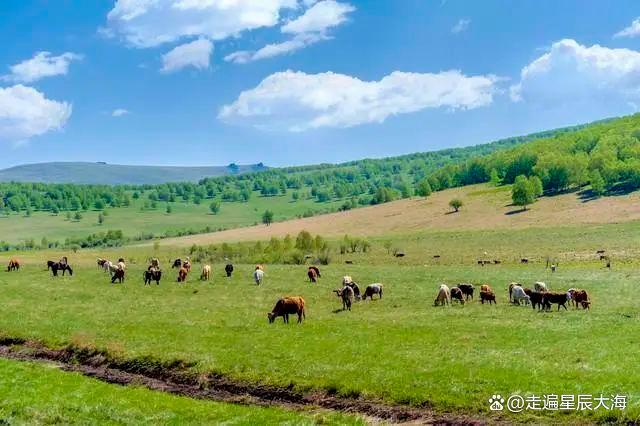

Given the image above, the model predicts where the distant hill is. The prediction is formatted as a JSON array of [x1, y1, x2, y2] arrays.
[[0, 162, 268, 185]]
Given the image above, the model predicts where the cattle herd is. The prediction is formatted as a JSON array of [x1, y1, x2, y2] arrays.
[[5, 257, 592, 325]]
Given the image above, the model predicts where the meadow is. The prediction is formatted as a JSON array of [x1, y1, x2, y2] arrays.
[[1, 253, 638, 424]]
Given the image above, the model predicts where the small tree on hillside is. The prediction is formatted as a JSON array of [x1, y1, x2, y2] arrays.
[[262, 209, 274, 226], [209, 200, 221, 215], [530, 175, 544, 198], [74, 211, 83, 221], [166, 204, 172, 214], [512, 175, 536, 210], [590, 170, 606, 197], [416, 179, 432, 197], [449, 198, 463, 212], [489, 168, 500, 186], [98, 212, 105, 225]]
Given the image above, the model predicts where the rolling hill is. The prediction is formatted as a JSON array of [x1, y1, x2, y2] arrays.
[[0, 162, 268, 185]]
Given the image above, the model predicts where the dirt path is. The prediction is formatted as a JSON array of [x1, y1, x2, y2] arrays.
[[0, 337, 493, 425]]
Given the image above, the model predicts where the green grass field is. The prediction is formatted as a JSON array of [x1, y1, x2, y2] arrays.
[[0, 258, 637, 424], [0, 191, 343, 245], [0, 358, 361, 425]]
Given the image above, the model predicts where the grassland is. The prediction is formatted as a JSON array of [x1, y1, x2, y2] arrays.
[[0, 190, 343, 245], [0, 258, 638, 424], [0, 358, 361, 425]]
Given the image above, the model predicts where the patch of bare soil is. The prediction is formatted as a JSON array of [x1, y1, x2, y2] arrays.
[[0, 337, 494, 425]]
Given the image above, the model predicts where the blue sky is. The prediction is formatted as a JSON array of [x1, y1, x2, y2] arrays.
[[1, 0, 640, 169]]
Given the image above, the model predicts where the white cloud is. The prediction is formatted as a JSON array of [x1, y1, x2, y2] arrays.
[[112, 108, 130, 117], [219, 69, 497, 131], [105, 0, 297, 48], [226, 0, 353, 64], [451, 18, 470, 34], [2, 52, 82, 83], [281, 0, 354, 34], [614, 17, 640, 38], [0, 85, 72, 143], [161, 38, 213, 72], [511, 39, 640, 104], [225, 33, 325, 64]]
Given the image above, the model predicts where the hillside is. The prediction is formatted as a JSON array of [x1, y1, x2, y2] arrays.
[[0, 162, 268, 185], [146, 182, 640, 247]]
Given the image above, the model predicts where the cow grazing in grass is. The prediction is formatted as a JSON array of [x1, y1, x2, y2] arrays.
[[480, 290, 496, 304], [508, 282, 523, 302], [457, 283, 474, 301], [334, 286, 354, 311], [434, 284, 451, 306], [568, 289, 590, 309], [268, 296, 305, 324], [200, 265, 211, 281], [534, 282, 548, 293], [362, 283, 383, 300], [521, 258, 529, 264], [347, 282, 361, 300], [480, 284, 493, 293], [542, 292, 569, 311], [7, 258, 20, 272], [450, 287, 465, 305], [225, 264, 234, 277], [529, 291, 545, 310], [177, 267, 189, 283], [143, 269, 162, 285], [309, 266, 321, 278], [172, 258, 182, 268], [48, 260, 73, 277], [307, 267, 318, 283], [253, 268, 264, 285], [111, 268, 125, 284], [97, 258, 108, 269], [511, 285, 530, 306]]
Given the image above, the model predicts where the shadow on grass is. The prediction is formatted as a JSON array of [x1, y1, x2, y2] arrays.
[[444, 211, 459, 215], [505, 208, 527, 215]]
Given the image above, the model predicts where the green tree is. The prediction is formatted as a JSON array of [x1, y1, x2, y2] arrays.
[[262, 209, 274, 226], [489, 168, 500, 186], [512, 175, 535, 210], [166, 204, 172, 214], [73, 212, 83, 221], [98, 213, 105, 225], [448, 198, 463, 212], [415, 179, 432, 197], [590, 170, 606, 196], [209, 200, 221, 215], [530, 175, 543, 197]]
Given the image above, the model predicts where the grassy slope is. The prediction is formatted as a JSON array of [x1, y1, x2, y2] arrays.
[[0, 190, 343, 245], [0, 358, 360, 425], [0, 263, 637, 423]]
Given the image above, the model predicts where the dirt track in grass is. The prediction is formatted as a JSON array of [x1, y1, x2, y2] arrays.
[[0, 337, 498, 425]]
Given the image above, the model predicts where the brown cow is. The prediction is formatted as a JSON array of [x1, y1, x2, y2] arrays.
[[480, 290, 496, 304], [568, 289, 590, 309], [111, 268, 125, 284], [480, 284, 493, 293], [333, 286, 354, 311], [177, 267, 189, 282], [7, 258, 20, 272], [307, 267, 318, 283], [541, 292, 569, 311], [268, 296, 305, 324], [200, 264, 211, 281]]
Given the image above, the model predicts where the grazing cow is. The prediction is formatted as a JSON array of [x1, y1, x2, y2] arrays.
[[97, 258, 108, 269], [253, 268, 264, 285], [529, 291, 544, 310], [493, 260, 501, 265], [480, 290, 496, 305], [307, 267, 318, 283], [457, 283, 474, 301], [7, 258, 20, 272], [177, 267, 189, 283], [347, 282, 361, 300], [48, 260, 73, 277], [534, 282, 548, 293], [148, 258, 160, 270], [434, 284, 451, 306], [111, 268, 125, 284], [450, 287, 465, 305], [183, 258, 192, 273], [480, 284, 493, 293], [599, 255, 608, 261], [521, 258, 529, 264], [551, 264, 557, 273], [568, 289, 590, 309], [542, 292, 569, 311], [511, 285, 530, 306], [117, 258, 126, 270], [172, 258, 182, 268], [143, 269, 162, 285], [508, 282, 523, 302], [334, 286, 355, 311], [309, 266, 321, 277], [268, 296, 305, 324], [225, 263, 234, 277], [580, 300, 591, 309], [200, 265, 211, 281], [106, 261, 121, 277], [362, 283, 383, 300], [596, 250, 606, 254]]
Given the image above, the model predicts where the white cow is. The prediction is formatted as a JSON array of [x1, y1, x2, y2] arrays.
[[253, 269, 264, 285], [511, 285, 531, 306], [434, 284, 451, 306], [534, 282, 548, 292]]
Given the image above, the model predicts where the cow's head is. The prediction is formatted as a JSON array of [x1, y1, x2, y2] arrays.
[[267, 312, 276, 323]]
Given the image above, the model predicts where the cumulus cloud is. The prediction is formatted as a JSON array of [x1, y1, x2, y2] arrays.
[[614, 17, 640, 38], [112, 108, 130, 117], [2, 51, 82, 83], [225, 33, 325, 64], [226, 0, 353, 64], [161, 38, 213, 72], [510, 39, 640, 104], [281, 0, 354, 34], [218, 69, 497, 131], [105, 0, 297, 48], [451, 18, 470, 34], [0, 85, 72, 143]]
